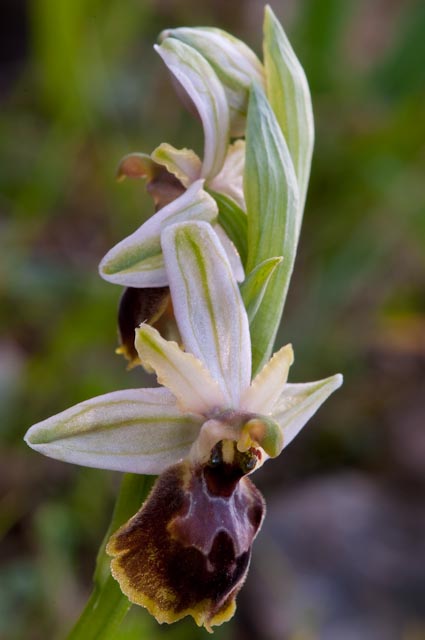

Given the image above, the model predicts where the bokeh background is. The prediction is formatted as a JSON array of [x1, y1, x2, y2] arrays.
[[1, 1, 424, 639]]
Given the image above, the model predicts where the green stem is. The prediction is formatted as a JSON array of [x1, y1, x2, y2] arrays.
[[67, 473, 156, 640]]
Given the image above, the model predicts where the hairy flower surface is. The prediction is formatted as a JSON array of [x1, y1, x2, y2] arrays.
[[26, 221, 342, 630]]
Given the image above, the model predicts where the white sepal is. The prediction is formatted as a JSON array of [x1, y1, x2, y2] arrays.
[[99, 180, 217, 287], [162, 221, 251, 407], [24, 388, 203, 474], [271, 374, 343, 449], [155, 38, 230, 180], [160, 27, 265, 137], [213, 224, 244, 282]]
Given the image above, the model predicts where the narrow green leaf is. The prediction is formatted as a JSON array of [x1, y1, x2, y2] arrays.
[[94, 474, 156, 587], [208, 189, 248, 267], [263, 5, 314, 220], [244, 83, 299, 375], [240, 257, 283, 324], [68, 474, 155, 640]]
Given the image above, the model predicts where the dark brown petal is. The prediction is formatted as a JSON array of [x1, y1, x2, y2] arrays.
[[107, 458, 265, 630]]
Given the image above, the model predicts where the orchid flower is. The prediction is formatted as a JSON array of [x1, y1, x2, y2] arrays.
[[98, 28, 252, 293], [26, 221, 342, 631]]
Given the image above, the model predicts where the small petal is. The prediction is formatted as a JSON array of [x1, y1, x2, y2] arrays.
[[24, 388, 203, 474], [161, 221, 251, 407], [151, 143, 202, 188], [209, 140, 246, 209], [107, 458, 265, 630], [161, 27, 264, 136], [99, 180, 217, 287], [155, 39, 230, 180], [271, 374, 343, 449], [135, 324, 226, 414], [241, 344, 294, 414]]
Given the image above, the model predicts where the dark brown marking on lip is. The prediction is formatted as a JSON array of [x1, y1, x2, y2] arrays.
[[117, 286, 171, 364], [107, 459, 265, 628]]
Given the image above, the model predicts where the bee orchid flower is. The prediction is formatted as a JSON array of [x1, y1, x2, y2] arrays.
[[25, 221, 342, 631], [98, 10, 282, 290], [98, 28, 254, 291]]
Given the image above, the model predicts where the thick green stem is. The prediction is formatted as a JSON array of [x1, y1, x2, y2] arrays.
[[67, 473, 155, 640]]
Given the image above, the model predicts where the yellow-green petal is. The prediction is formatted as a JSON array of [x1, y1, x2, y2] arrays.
[[135, 324, 226, 414], [241, 343, 294, 414], [151, 143, 202, 188]]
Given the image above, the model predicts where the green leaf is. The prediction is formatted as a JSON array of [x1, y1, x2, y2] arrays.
[[244, 83, 299, 375], [68, 474, 155, 640], [263, 5, 314, 220], [208, 189, 248, 266], [240, 257, 283, 324]]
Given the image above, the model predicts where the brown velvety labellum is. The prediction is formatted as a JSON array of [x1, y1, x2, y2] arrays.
[[117, 153, 185, 210], [146, 167, 186, 210], [118, 286, 170, 364], [107, 456, 265, 630]]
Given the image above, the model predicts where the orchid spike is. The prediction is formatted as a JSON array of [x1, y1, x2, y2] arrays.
[[25, 221, 342, 630]]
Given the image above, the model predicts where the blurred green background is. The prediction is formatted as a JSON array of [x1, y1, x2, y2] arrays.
[[1, 1, 424, 639]]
